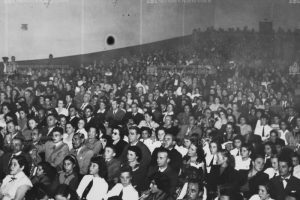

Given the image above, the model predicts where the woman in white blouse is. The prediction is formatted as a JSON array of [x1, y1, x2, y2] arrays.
[[0, 155, 33, 200], [77, 156, 108, 200]]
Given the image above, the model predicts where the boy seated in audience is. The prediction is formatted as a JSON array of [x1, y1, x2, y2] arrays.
[[37, 126, 69, 171]]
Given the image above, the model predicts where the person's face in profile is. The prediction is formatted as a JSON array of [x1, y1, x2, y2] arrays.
[[149, 180, 159, 193], [187, 183, 200, 200]]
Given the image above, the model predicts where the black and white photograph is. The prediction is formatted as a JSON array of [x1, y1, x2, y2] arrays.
[[0, 0, 300, 200]]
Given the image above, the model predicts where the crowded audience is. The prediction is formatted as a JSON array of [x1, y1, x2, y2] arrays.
[[0, 27, 300, 200]]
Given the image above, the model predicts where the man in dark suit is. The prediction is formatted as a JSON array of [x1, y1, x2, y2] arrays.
[[153, 88, 165, 106], [150, 101, 162, 123], [40, 113, 58, 144], [124, 103, 144, 125], [67, 105, 79, 128], [65, 92, 75, 110], [151, 133, 182, 175], [119, 126, 151, 169], [285, 107, 297, 128], [70, 133, 94, 176], [0, 136, 32, 179], [84, 105, 100, 131], [269, 157, 300, 200], [105, 99, 126, 126], [147, 148, 178, 198]]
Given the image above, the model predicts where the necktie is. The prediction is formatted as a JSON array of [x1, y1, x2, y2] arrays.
[[236, 150, 240, 156], [262, 126, 265, 137], [9, 176, 16, 182], [209, 155, 215, 166], [118, 188, 123, 198], [281, 177, 289, 189], [74, 149, 78, 155], [81, 179, 93, 200]]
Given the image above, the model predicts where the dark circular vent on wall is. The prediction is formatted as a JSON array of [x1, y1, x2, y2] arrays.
[[106, 35, 115, 45]]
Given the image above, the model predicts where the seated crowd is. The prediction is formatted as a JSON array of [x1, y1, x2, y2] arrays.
[[0, 28, 300, 200]]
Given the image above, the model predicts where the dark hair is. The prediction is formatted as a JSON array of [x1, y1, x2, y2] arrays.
[[57, 98, 65, 104], [27, 117, 38, 129], [66, 121, 76, 129], [63, 155, 79, 175], [144, 111, 153, 118], [6, 119, 17, 126], [11, 155, 30, 176], [112, 126, 124, 139], [157, 148, 170, 159], [270, 129, 278, 137], [90, 156, 108, 179], [258, 183, 272, 195], [52, 126, 64, 135], [128, 126, 141, 135], [264, 142, 276, 155], [150, 173, 170, 194], [100, 134, 113, 146], [18, 107, 28, 115], [37, 161, 56, 180], [241, 143, 253, 154], [54, 184, 79, 200], [105, 144, 117, 154], [278, 156, 293, 168], [59, 114, 67, 121], [84, 105, 94, 113], [120, 165, 132, 176], [218, 149, 235, 168], [188, 141, 205, 163], [127, 146, 142, 162], [26, 183, 50, 200], [155, 127, 166, 139], [140, 127, 152, 137], [252, 154, 265, 162], [47, 112, 58, 120], [233, 135, 244, 143], [69, 105, 77, 111], [209, 140, 222, 152]]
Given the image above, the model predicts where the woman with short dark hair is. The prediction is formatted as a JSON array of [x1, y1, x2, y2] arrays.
[[76, 156, 108, 200], [123, 145, 147, 193], [111, 126, 128, 158]]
